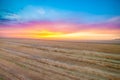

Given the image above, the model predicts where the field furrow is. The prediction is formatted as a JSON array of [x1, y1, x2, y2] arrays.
[[0, 38, 120, 80]]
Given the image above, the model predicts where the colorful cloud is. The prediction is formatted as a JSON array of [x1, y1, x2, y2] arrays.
[[0, 0, 120, 40]]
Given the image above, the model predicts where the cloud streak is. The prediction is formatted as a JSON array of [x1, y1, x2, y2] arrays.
[[0, 1, 120, 40]]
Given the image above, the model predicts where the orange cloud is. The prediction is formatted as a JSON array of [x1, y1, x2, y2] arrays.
[[0, 22, 119, 40]]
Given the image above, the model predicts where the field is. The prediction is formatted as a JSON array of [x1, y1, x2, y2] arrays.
[[0, 38, 120, 80]]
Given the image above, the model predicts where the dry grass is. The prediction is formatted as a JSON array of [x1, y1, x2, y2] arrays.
[[0, 38, 120, 80]]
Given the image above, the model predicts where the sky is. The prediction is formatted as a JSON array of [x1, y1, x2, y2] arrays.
[[0, 0, 120, 40]]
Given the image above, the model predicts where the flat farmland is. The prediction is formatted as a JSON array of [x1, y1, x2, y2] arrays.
[[0, 38, 120, 80]]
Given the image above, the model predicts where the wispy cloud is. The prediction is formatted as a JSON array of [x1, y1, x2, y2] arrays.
[[4, 14, 20, 20], [1, 5, 117, 26]]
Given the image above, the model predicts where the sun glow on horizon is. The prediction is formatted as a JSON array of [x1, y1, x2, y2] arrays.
[[1, 29, 119, 40]]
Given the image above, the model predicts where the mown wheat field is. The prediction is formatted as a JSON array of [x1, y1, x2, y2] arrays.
[[0, 38, 120, 80]]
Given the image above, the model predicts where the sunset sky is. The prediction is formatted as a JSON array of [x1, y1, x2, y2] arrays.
[[0, 0, 120, 40]]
